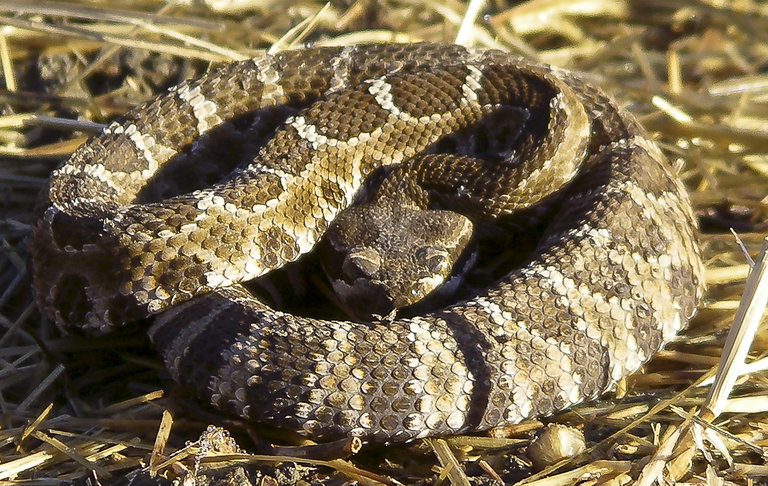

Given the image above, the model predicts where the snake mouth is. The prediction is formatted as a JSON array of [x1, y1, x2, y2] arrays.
[[329, 273, 449, 321], [329, 278, 396, 320]]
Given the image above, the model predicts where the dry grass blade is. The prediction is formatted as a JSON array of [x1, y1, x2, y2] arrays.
[[455, 0, 487, 46], [0, 13, 230, 62], [0, 1, 221, 29], [268, 2, 332, 54], [430, 438, 472, 486], [148, 410, 173, 476], [702, 237, 768, 418], [518, 460, 632, 486], [31, 430, 111, 478]]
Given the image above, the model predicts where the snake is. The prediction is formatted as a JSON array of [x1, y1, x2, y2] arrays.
[[31, 43, 705, 443]]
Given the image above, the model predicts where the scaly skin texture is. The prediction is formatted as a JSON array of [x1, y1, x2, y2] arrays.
[[32, 43, 705, 443]]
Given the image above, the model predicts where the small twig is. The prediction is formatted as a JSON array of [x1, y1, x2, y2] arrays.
[[269, 436, 363, 461]]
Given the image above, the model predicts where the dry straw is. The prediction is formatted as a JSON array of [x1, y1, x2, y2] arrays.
[[1, 0, 767, 484]]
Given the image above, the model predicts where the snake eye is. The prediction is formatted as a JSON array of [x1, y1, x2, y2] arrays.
[[415, 246, 450, 274], [343, 248, 381, 279]]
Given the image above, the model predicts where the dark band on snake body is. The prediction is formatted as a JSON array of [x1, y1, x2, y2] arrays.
[[31, 43, 705, 443]]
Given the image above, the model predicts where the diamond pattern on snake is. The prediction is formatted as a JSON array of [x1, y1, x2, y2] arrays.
[[32, 43, 705, 443]]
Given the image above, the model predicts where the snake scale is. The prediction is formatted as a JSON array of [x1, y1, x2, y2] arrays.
[[31, 43, 705, 443]]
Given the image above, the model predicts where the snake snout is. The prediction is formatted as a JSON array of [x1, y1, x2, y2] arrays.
[[321, 200, 475, 319]]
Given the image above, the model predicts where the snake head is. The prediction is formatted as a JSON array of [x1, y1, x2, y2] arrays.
[[320, 201, 474, 320]]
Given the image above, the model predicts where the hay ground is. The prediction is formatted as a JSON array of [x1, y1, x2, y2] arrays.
[[1, 0, 768, 484]]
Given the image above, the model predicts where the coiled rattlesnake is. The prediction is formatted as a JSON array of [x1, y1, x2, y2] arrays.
[[31, 43, 705, 443]]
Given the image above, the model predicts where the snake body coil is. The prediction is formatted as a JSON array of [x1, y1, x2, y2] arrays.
[[32, 43, 704, 443]]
